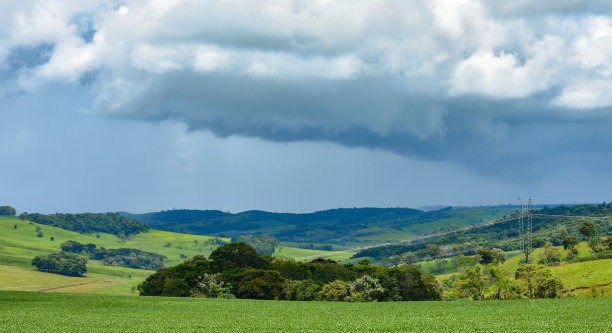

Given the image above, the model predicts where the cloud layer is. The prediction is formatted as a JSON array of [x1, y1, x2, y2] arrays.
[[2, 0, 612, 179]]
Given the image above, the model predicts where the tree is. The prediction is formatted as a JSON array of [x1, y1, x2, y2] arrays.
[[388, 265, 442, 301], [515, 264, 563, 299], [578, 222, 597, 239], [61, 240, 85, 253], [457, 265, 488, 300], [319, 280, 351, 301], [0, 206, 16, 216], [491, 248, 506, 265], [209, 242, 263, 273], [539, 241, 561, 266], [559, 227, 569, 242], [235, 269, 286, 300], [563, 236, 579, 251], [350, 275, 385, 302], [478, 248, 494, 265], [425, 244, 442, 259]]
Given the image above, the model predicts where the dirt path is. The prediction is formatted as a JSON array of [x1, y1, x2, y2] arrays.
[[38, 280, 101, 292], [567, 281, 612, 292]]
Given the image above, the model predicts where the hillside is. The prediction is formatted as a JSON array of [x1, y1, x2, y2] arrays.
[[121, 206, 517, 245], [0, 216, 229, 294], [0, 216, 351, 294], [353, 203, 612, 262]]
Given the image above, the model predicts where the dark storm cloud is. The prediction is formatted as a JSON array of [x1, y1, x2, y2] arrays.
[[2, 0, 612, 180]]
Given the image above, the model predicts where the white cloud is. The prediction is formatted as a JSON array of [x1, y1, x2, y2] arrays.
[[553, 79, 612, 109]]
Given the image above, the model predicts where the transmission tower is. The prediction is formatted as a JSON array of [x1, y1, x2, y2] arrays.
[[526, 198, 533, 263], [518, 199, 524, 260]]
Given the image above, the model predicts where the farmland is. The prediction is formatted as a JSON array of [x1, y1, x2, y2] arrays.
[[1, 291, 610, 332]]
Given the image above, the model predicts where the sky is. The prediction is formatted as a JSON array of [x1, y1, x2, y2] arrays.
[[1, 0, 612, 214]]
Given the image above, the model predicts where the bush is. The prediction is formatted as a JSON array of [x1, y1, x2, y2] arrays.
[[320, 280, 351, 301], [286, 279, 323, 301], [31, 253, 87, 276]]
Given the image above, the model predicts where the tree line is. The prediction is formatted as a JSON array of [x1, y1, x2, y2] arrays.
[[137, 242, 443, 301], [21, 212, 148, 236]]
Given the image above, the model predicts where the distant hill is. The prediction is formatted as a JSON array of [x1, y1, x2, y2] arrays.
[[120, 206, 517, 245]]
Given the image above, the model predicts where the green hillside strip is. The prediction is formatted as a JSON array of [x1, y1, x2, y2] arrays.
[[1, 291, 611, 332], [123, 206, 517, 245], [25, 212, 147, 236]]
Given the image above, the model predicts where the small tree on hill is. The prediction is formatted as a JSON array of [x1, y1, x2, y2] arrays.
[[0, 206, 16, 216]]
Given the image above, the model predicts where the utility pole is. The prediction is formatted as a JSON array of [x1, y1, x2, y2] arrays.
[[518, 198, 524, 262], [526, 198, 533, 263]]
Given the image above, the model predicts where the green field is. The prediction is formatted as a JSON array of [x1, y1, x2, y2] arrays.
[[0, 291, 610, 332], [0, 217, 351, 294], [274, 246, 354, 262]]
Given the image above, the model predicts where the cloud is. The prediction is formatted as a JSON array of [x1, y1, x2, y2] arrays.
[[2, 0, 612, 179]]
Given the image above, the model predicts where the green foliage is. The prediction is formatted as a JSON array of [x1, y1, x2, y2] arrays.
[[90, 247, 166, 270], [209, 242, 263, 272], [286, 279, 323, 301], [31, 252, 87, 277], [563, 236, 579, 250], [190, 273, 233, 298], [515, 264, 564, 299], [235, 269, 286, 300], [579, 222, 597, 239], [387, 265, 443, 301], [137, 255, 210, 296], [26, 212, 147, 236], [456, 265, 488, 300], [61, 240, 86, 253], [0, 206, 16, 216], [319, 280, 351, 301], [231, 234, 279, 255], [350, 275, 384, 302], [162, 278, 190, 297]]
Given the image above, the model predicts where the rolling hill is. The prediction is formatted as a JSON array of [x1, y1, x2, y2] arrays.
[[121, 206, 518, 246]]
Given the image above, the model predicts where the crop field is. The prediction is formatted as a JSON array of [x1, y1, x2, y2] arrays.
[[274, 246, 353, 262], [1, 291, 610, 332]]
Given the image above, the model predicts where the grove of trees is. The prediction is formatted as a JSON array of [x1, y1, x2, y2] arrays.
[[137, 242, 444, 301], [31, 253, 87, 276]]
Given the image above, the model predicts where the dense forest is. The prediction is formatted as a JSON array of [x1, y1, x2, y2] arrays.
[[22, 212, 148, 236]]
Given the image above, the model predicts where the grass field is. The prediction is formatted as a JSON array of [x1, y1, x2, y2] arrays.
[[0, 217, 353, 294], [274, 246, 354, 262], [435, 242, 612, 298], [0, 291, 610, 332]]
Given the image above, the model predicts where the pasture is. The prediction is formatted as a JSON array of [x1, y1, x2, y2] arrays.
[[1, 291, 610, 332]]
